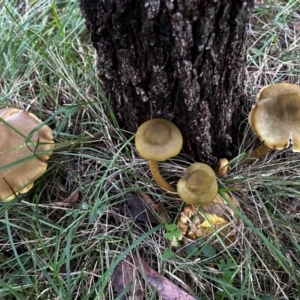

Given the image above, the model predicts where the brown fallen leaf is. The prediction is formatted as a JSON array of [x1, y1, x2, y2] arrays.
[[202, 193, 239, 221], [178, 193, 239, 243], [59, 258, 79, 273], [137, 191, 169, 222], [132, 253, 195, 300], [55, 191, 82, 206], [111, 258, 144, 300], [125, 193, 164, 224], [179, 209, 229, 240]]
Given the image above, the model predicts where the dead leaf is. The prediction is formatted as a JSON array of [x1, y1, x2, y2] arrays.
[[111, 259, 144, 300], [132, 253, 195, 300], [178, 193, 239, 243], [125, 193, 161, 224], [137, 191, 169, 222], [202, 193, 239, 221], [56, 191, 82, 206], [179, 207, 228, 240], [59, 258, 78, 273]]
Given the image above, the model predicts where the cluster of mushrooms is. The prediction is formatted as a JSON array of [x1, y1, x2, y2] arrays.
[[135, 82, 300, 241], [1, 82, 300, 239], [135, 118, 236, 241], [135, 118, 218, 204]]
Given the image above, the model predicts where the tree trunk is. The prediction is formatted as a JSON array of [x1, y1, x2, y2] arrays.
[[80, 0, 254, 165]]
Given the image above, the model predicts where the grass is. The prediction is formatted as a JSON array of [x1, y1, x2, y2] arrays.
[[1, 0, 300, 299]]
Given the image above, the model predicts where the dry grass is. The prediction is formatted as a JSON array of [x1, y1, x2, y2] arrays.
[[1, 1, 300, 299]]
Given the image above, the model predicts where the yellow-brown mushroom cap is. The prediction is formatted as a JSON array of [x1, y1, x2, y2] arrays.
[[249, 83, 300, 151], [256, 82, 300, 102], [135, 118, 183, 161], [0, 108, 54, 201], [177, 162, 218, 206]]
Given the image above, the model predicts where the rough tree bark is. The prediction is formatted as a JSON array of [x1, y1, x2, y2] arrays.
[[80, 0, 254, 165]]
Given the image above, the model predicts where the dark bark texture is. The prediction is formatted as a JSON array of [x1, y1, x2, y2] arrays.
[[80, 0, 254, 165]]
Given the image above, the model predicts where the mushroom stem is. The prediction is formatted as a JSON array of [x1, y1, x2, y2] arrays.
[[242, 143, 271, 164], [148, 160, 176, 192]]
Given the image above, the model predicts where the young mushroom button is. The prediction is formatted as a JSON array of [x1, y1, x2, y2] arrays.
[[247, 82, 300, 160], [135, 118, 183, 192], [177, 162, 218, 205], [0, 108, 54, 201]]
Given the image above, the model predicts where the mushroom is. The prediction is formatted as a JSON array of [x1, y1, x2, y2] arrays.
[[135, 118, 183, 192], [215, 158, 229, 176], [0, 108, 54, 201], [177, 162, 218, 205], [247, 82, 300, 161]]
